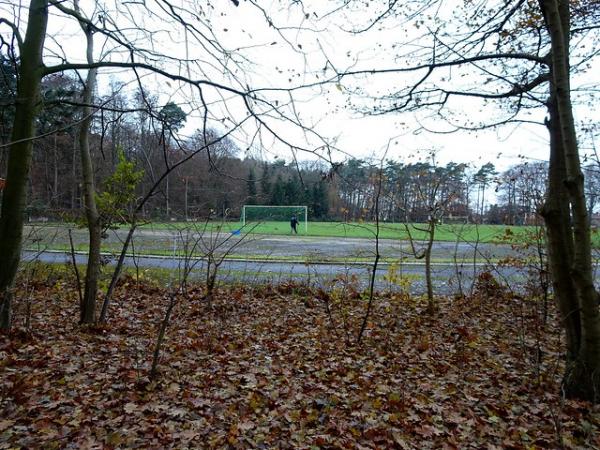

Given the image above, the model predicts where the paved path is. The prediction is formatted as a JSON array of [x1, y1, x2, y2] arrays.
[[24, 225, 519, 262], [23, 225, 600, 294], [23, 247, 523, 296]]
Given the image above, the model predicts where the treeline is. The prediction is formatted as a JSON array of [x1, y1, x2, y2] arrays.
[[2, 58, 599, 225], [0, 58, 333, 221], [336, 157, 599, 225]]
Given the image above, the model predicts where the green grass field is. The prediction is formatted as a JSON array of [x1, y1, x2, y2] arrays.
[[141, 220, 553, 244], [26, 220, 600, 246]]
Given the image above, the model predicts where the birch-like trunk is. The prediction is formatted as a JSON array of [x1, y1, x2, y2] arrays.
[[77, 6, 101, 324], [425, 218, 435, 314]]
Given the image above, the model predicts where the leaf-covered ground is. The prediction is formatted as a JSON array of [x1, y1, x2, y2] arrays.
[[1, 276, 599, 449]]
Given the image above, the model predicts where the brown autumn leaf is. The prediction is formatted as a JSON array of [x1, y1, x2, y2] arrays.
[[1, 276, 599, 448]]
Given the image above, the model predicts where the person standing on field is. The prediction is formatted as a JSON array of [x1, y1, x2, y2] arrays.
[[290, 214, 298, 234]]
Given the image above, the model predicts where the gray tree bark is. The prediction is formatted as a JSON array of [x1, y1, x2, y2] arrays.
[[539, 0, 600, 401], [74, 0, 102, 324], [76, 2, 101, 324]]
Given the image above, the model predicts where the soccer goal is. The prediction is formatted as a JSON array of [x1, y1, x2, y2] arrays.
[[241, 205, 308, 232]]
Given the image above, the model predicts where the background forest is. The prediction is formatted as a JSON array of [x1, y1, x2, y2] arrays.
[[2, 60, 600, 226]]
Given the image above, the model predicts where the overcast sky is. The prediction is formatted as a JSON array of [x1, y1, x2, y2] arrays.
[[201, 0, 555, 170], [2, 0, 598, 172]]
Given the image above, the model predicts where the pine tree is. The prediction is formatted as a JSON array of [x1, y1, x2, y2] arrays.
[[270, 175, 286, 205], [246, 168, 257, 205], [284, 176, 301, 204], [312, 180, 329, 219], [260, 162, 271, 203]]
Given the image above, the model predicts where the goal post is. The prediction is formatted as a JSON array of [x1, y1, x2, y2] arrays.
[[242, 205, 308, 232]]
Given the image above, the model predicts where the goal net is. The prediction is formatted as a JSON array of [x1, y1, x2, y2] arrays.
[[241, 205, 308, 232]]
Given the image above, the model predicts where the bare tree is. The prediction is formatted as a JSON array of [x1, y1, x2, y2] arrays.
[[357, 165, 383, 344], [321, 0, 600, 401], [0, 0, 333, 329], [149, 215, 255, 380], [74, 0, 101, 324], [402, 152, 458, 314]]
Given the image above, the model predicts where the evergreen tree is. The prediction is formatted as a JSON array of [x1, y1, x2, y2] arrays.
[[158, 102, 186, 132], [284, 176, 301, 204], [270, 175, 286, 205], [260, 162, 271, 203], [311, 180, 329, 219], [246, 168, 257, 205]]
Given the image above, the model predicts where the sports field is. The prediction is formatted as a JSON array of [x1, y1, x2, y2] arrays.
[[142, 221, 550, 244], [26, 220, 600, 246]]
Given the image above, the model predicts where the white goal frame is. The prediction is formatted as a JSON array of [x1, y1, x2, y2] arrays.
[[242, 205, 308, 232]]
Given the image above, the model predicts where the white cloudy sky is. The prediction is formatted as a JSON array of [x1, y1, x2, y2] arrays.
[[2, 0, 598, 171]]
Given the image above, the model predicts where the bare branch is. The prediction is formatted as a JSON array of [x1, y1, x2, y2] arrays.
[[0, 18, 23, 51]]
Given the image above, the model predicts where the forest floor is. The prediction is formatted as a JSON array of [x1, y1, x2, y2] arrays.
[[1, 274, 600, 449]]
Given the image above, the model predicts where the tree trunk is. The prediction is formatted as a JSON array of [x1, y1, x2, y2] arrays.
[[481, 184, 486, 220], [540, 93, 580, 362], [540, 0, 600, 401], [71, 137, 77, 210], [150, 293, 177, 380], [99, 223, 136, 323], [184, 178, 189, 221], [77, 13, 101, 324], [53, 134, 59, 208], [166, 175, 170, 218], [425, 217, 435, 314], [0, 0, 48, 330]]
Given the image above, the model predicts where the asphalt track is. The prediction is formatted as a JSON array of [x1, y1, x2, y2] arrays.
[[25, 225, 519, 262], [22, 229, 531, 295]]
